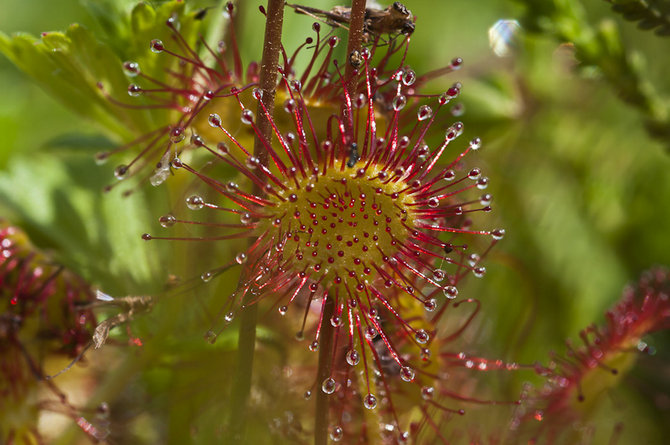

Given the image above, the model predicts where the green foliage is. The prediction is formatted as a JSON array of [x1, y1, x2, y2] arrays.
[[606, 0, 670, 36]]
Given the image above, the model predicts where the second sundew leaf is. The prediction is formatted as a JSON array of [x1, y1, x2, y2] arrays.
[[0, 1, 204, 150]]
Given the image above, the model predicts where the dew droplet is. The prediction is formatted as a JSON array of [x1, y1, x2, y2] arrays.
[[363, 394, 377, 409], [150, 39, 164, 53], [470, 137, 482, 150], [443, 285, 458, 299], [473, 266, 487, 278], [392, 95, 407, 111], [477, 176, 489, 189], [208, 113, 221, 127], [424, 298, 437, 312], [123, 61, 140, 77], [114, 165, 129, 180], [127, 84, 142, 97], [400, 366, 415, 382], [278, 305, 288, 316], [421, 386, 434, 400], [170, 127, 185, 143], [224, 312, 234, 323], [330, 315, 342, 327], [330, 425, 343, 441], [364, 327, 377, 340], [304, 390, 312, 400], [186, 195, 204, 210], [433, 269, 446, 281], [309, 340, 319, 352], [239, 213, 252, 225], [159, 214, 176, 228], [346, 349, 360, 366], [241, 109, 254, 124], [235, 252, 248, 264], [321, 377, 336, 394], [491, 228, 505, 240], [284, 98, 296, 113], [417, 105, 433, 121], [468, 253, 481, 267], [414, 329, 430, 344], [201, 270, 214, 282], [402, 69, 416, 86]]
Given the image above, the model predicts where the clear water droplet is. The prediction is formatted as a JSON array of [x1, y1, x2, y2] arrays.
[[159, 214, 176, 228], [400, 366, 415, 382], [123, 61, 140, 77], [392, 95, 407, 111], [415, 329, 430, 344], [150, 39, 164, 53], [240, 213, 252, 225], [363, 394, 377, 409], [402, 69, 416, 86], [330, 425, 343, 441], [417, 104, 433, 121], [241, 109, 254, 124], [224, 312, 234, 323], [491, 228, 505, 240], [421, 386, 434, 400], [186, 195, 204, 210], [208, 113, 221, 127], [114, 165, 129, 180], [321, 377, 336, 394], [127, 84, 142, 97], [235, 253, 247, 264], [346, 349, 360, 366], [278, 305, 288, 316], [424, 298, 437, 312], [473, 266, 487, 278], [309, 340, 319, 352], [443, 285, 458, 299]]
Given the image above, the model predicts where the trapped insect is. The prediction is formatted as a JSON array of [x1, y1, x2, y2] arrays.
[[287, 2, 415, 40]]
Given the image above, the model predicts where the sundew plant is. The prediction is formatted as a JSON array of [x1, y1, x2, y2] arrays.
[[1, 0, 670, 444]]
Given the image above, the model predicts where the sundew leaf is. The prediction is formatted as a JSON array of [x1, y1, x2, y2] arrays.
[[0, 1, 203, 145]]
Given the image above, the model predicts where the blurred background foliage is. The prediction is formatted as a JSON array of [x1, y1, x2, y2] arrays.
[[1, 0, 669, 443]]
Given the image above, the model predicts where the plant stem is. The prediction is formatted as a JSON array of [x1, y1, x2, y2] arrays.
[[343, 0, 368, 138], [226, 0, 284, 442], [314, 4, 368, 444], [314, 295, 336, 445]]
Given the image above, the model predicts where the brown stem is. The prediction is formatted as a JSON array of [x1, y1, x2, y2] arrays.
[[226, 1, 285, 443], [343, 0, 368, 139], [314, 295, 336, 445]]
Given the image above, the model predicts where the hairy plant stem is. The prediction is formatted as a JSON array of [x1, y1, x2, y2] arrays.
[[314, 4, 368, 443], [314, 295, 336, 445], [343, 0, 368, 139], [226, 1, 284, 442]]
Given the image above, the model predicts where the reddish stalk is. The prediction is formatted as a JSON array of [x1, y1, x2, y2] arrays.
[[314, 2, 367, 444], [226, 1, 284, 443]]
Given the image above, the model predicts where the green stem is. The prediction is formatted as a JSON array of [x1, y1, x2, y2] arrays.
[[314, 295, 336, 445], [226, 0, 285, 442]]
